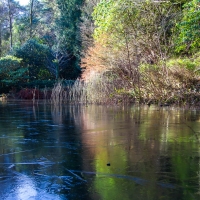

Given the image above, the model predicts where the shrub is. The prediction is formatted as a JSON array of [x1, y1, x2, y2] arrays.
[[14, 39, 54, 81], [0, 56, 28, 90], [0, 55, 21, 72]]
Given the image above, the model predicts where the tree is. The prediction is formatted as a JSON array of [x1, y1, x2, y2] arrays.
[[0, 0, 24, 55], [47, 42, 73, 80], [93, 0, 179, 60], [175, 0, 200, 54], [7, 0, 13, 49], [14, 39, 53, 81], [0, 0, 8, 57], [91, 0, 180, 87], [29, 0, 34, 38], [55, 0, 84, 76], [12, 0, 52, 46], [6, 0, 21, 50], [80, 0, 100, 55]]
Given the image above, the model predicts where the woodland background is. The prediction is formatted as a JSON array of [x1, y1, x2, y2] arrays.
[[0, 0, 200, 104]]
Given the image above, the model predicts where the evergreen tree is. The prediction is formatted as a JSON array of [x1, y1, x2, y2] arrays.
[[55, 0, 84, 78]]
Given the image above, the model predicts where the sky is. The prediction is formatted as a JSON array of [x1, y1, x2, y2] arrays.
[[18, 0, 29, 6]]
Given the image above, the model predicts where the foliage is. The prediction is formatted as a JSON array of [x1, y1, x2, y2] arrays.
[[55, 0, 83, 76], [76, 0, 200, 104], [167, 58, 197, 71], [0, 0, 200, 104], [80, 0, 100, 55], [175, 0, 200, 54], [20, 80, 55, 88], [14, 39, 53, 80], [92, 0, 181, 74], [81, 42, 109, 80], [93, 1, 177, 46], [56, 0, 83, 55], [0, 0, 83, 85], [0, 55, 28, 88], [0, 55, 21, 72]]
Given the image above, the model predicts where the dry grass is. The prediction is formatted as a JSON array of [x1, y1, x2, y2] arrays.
[[139, 63, 200, 105]]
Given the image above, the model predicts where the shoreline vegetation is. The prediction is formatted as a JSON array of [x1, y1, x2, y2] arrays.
[[0, 0, 200, 106]]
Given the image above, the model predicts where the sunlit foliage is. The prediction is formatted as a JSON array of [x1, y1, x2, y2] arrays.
[[175, 0, 200, 54]]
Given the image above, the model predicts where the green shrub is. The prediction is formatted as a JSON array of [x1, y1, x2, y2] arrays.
[[0, 55, 28, 91], [0, 55, 22, 73], [167, 51, 200, 71], [175, 0, 200, 54], [167, 58, 197, 71], [14, 39, 53, 80]]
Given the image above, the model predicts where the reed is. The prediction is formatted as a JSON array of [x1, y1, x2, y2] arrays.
[[51, 80, 63, 104], [50, 72, 131, 104]]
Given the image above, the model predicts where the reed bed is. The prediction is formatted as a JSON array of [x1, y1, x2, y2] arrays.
[[50, 72, 133, 104]]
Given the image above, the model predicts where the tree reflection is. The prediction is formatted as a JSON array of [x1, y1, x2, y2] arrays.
[[76, 105, 200, 200], [0, 102, 200, 199]]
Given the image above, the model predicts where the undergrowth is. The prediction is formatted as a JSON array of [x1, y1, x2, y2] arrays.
[[49, 53, 200, 105]]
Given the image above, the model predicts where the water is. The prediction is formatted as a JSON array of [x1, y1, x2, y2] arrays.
[[0, 101, 199, 200]]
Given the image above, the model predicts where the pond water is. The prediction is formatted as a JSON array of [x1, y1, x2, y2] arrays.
[[0, 101, 199, 200]]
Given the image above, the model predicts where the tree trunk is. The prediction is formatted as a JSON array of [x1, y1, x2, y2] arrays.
[[30, 0, 34, 38], [7, 0, 12, 49], [0, 23, 2, 57]]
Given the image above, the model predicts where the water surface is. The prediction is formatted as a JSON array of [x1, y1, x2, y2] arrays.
[[0, 101, 199, 200]]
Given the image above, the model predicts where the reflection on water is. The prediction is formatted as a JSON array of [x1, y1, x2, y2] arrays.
[[0, 101, 199, 200]]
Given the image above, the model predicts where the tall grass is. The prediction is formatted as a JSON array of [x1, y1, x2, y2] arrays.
[[50, 72, 135, 104]]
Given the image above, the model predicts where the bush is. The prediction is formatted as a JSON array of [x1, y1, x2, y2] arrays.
[[0, 56, 28, 91], [14, 39, 54, 81], [0, 55, 21, 72]]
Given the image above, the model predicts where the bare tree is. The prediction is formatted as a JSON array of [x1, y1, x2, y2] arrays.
[[47, 40, 73, 80]]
